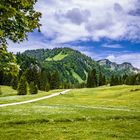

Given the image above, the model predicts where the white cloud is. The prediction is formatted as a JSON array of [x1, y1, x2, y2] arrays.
[[102, 44, 124, 48], [55, 8, 90, 25], [106, 53, 140, 69], [7, 35, 56, 53], [34, 0, 140, 43], [7, 0, 140, 69]]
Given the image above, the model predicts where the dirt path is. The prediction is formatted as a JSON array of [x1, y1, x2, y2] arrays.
[[0, 89, 70, 107]]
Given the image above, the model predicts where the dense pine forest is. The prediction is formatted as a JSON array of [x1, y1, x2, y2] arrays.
[[0, 48, 140, 95]]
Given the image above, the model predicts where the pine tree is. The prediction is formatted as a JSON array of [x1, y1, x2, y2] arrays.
[[87, 71, 92, 88], [17, 75, 27, 95], [50, 71, 60, 89], [45, 82, 50, 92], [39, 70, 48, 91], [102, 75, 106, 85], [99, 72, 106, 86], [11, 76, 18, 90], [114, 76, 119, 85], [122, 74, 128, 84], [118, 76, 123, 85], [29, 82, 38, 94], [99, 72, 103, 86], [110, 75, 115, 86], [137, 74, 140, 85], [87, 69, 98, 88], [25, 64, 40, 87]]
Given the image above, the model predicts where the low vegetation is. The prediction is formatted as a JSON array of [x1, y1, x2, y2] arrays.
[[0, 85, 140, 140], [0, 86, 63, 104]]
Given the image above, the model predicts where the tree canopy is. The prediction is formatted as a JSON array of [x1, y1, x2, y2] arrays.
[[0, 0, 41, 76], [0, 46, 19, 76], [0, 0, 41, 45]]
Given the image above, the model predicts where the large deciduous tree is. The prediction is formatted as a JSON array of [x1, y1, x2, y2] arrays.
[[0, 46, 19, 76], [0, 0, 41, 45], [0, 0, 41, 77]]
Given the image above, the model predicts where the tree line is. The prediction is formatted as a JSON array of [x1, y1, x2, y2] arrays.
[[0, 53, 60, 95], [1, 65, 140, 95], [86, 68, 140, 88]]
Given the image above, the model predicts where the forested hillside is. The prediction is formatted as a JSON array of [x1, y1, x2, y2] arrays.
[[22, 48, 96, 85], [23, 47, 140, 83], [1, 48, 140, 92]]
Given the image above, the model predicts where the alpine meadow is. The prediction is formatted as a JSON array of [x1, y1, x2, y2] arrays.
[[0, 0, 140, 140]]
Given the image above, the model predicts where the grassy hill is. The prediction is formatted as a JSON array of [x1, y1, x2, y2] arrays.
[[0, 85, 140, 139], [22, 48, 97, 84], [20, 48, 139, 86]]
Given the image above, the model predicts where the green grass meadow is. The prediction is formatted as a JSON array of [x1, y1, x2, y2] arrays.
[[0, 85, 140, 140]]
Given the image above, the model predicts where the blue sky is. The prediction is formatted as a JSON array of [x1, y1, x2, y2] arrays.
[[8, 0, 140, 68]]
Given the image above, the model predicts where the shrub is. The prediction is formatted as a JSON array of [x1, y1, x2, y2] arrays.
[[45, 82, 50, 92], [0, 86, 2, 95], [29, 82, 38, 94], [11, 76, 18, 90], [17, 75, 27, 95]]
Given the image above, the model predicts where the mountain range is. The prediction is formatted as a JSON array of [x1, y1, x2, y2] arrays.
[[98, 59, 140, 74], [21, 48, 140, 84]]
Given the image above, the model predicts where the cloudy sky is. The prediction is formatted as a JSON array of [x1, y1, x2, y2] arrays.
[[8, 0, 140, 68]]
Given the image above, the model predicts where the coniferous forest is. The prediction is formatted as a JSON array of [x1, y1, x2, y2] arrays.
[[0, 48, 140, 95]]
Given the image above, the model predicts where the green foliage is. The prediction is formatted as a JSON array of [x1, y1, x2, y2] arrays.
[[17, 75, 27, 95], [23, 48, 96, 85], [0, 46, 19, 76], [29, 82, 38, 94], [39, 70, 49, 91], [0, 0, 41, 85], [0, 0, 41, 45], [50, 71, 60, 89], [98, 72, 106, 86], [24, 64, 41, 86], [87, 69, 98, 88], [45, 82, 50, 92], [46, 52, 68, 61], [1, 47, 140, 90], [11, 76, 18, 90], [110, 75, 120, 86], [0, 86, 2, 95], [0, 86, 63, 103], [22, 48, 140, 89], [125, 74, 140, 85]]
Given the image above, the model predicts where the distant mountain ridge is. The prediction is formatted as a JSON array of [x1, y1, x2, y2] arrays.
[[21, 48, 140, 84], [98, 59, 140, 74]]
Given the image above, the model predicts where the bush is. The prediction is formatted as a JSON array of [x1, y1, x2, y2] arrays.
[[29, 82, 38, 94], [17, 75, 27, 95], [0, 86, 2, 95], [11, 76, 18, 90], [45, 82, 50, 92]]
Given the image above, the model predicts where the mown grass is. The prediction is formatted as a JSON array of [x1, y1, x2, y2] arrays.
[[0, 86, 63, 104], [0, 85, 140, 140], [46, 52, 68, 61], [71, 69, 84, 83]]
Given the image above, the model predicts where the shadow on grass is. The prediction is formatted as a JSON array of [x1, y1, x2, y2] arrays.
[[1, 115, 139, 125]]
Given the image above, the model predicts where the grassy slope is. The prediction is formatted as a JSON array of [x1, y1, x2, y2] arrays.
[[71, 70, 84, 83], [0, 86, 63, 104], [46, 52, 68, 61], [0, 85, 140, 140]]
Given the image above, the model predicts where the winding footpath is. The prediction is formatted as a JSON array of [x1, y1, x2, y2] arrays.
[[0, 90, 139, 112], [0, 89, 70, 107]]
